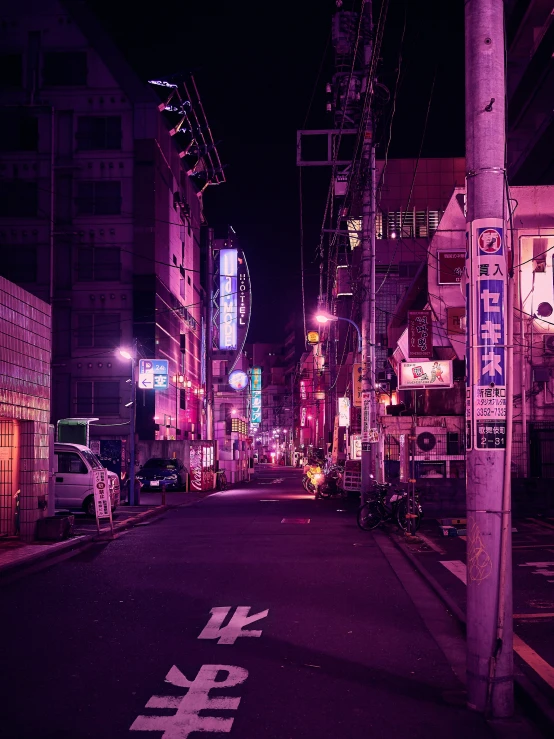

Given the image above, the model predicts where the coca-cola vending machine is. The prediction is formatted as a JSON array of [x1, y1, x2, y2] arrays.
[[189, 441, 216, 491]]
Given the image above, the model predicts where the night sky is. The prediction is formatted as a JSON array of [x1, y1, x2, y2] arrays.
[[88, 0, 465, 342]]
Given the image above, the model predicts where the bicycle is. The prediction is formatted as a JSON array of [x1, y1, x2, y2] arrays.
[[215, 469, 228, 491], [356, 482, 422, 532]]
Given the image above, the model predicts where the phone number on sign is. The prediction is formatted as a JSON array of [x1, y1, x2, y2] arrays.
[[476, 407, 506, 418]]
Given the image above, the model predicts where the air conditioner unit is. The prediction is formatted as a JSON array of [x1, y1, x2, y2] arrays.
[[416, 430, 437, 453], [544, 335, 554, 355]]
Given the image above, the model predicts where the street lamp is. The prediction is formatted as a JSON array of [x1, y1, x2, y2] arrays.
[[315, 312, 362, 354], [119, 342, 138, 506]]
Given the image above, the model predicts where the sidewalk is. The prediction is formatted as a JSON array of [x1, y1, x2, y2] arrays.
[[385, 515, 554, 735], [0, 489, 214, 577]]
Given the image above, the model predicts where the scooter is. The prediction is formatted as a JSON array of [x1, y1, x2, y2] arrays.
[[302, 467, 325, 498]]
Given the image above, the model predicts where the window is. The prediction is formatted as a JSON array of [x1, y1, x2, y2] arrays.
[[0, 53, 23, 87], [76, 116, 122, 150], [398, 262, 420, 280], [0, 246, 37, 283], [0, 181, 38, 217], [56, 451, 87, 474], [43, 52, 87, 86], [76, 313, 120, 348], [77, 247, 121, 281], [76, 381, 119, 415], [76, 181, 121, 216], [0, 111, 38, 151]]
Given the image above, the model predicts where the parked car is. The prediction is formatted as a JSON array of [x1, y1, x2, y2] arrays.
[[136, 458, 187, 491], [54, 443, 120, 517], [54, 442, 120, 516]]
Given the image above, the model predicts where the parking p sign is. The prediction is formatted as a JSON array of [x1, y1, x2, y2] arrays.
[[139, 359, 169, 390]]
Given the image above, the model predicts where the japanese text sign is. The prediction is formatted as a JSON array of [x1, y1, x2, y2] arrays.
[[466, 219, 507, 451], [408, 311, 432, 358], [138, 359, 168, 390], [438, 251, 465, 284]]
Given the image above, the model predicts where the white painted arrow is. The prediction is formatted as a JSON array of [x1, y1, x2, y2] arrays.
[[198, 606, 269, 645]]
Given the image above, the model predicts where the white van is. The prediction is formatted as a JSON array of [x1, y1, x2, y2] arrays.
[[54, 443, 120, 516]]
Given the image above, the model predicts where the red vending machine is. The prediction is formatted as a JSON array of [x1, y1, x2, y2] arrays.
[[189, 441, 216, 491]]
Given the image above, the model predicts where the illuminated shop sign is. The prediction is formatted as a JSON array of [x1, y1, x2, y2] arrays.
[[229, 370, 249, 391], [219, 249, 238, 350], [300, 407, 307, 427], [338, 397, 350, 427], [398, 360, 453, 389], [250, 367, 262, 425], [407, 310, 432, 358], [231, 418, 248, 435]]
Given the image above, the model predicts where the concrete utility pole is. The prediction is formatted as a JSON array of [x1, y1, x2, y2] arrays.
[[360, 0, 377, 502], [206, 227, 215, 441], [465, 0, 513, 716]]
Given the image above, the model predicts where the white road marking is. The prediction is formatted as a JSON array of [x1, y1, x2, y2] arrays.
[[130, 664, 248, 737], [439, 560, 468, 584], [518, 562, 554, 581], [438, 560, 554, 690], [198, 606, 269, 645]]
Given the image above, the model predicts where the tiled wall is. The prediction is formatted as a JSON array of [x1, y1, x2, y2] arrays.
[[0, 278, 51, 541]]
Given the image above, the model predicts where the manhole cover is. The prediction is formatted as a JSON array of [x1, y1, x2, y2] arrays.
[[281, 518, 310, 524]]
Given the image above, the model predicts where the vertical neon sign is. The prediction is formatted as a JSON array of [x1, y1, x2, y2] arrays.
[[219, 249, 237, 350], [250, 367, 262, 425]]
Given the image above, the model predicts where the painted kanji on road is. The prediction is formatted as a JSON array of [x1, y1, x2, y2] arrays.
[[130, 664, 248, 738], [198, 606, 269, 645]]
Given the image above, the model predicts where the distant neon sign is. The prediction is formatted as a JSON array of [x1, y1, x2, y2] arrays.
[[250, 367, 262, 425], [219, 249, 237, 350]]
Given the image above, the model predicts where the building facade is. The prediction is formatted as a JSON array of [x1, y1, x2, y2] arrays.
[[0, 0, 221, 484], [0, 278, 51, 541]]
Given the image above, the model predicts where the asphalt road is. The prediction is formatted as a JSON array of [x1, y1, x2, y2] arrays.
[[0, 467, 541, 738]]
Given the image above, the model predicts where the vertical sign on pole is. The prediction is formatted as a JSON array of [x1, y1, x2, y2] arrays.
[[250, 367, 262, 426], [93, 468, 113, 536], [219, 249, 238, 350], [467, 220, 507, 451], [361, 391, 371, 450]]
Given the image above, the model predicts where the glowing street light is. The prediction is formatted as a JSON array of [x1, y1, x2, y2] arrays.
[[315, 312, 362, 354]]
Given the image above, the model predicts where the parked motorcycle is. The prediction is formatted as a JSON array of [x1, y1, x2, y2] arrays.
[[302, 465, 325, 498], [318, 463, 345, 499]]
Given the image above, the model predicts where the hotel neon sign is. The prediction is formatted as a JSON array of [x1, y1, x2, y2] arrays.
[[219, 249, 238, 350]]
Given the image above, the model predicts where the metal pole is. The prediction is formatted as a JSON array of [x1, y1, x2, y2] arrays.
[[47, 106, 56, 517], [360, 0, 375, 504], [465, 0, 513, 716]]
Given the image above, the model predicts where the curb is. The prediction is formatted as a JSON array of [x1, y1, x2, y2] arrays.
[[387, 530, 554, 736], [0, 503, 171, 578], [0, 534, 94, 578]]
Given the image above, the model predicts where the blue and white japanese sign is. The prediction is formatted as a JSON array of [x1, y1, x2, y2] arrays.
[[466, 219, 507, 451], [139, 359, 169, 390]]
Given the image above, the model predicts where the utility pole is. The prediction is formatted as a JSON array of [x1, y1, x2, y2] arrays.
[[360, 0, 376, 502], [205, 227, 215, 440], [465, 0, 513, 717]]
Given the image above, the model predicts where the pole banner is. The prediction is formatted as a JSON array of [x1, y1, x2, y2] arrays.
[[466, 218, 507, 451]]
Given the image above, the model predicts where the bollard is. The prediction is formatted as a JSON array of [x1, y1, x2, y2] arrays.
[[161, 483, 166, 506], [134, 477, 141, 506]]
